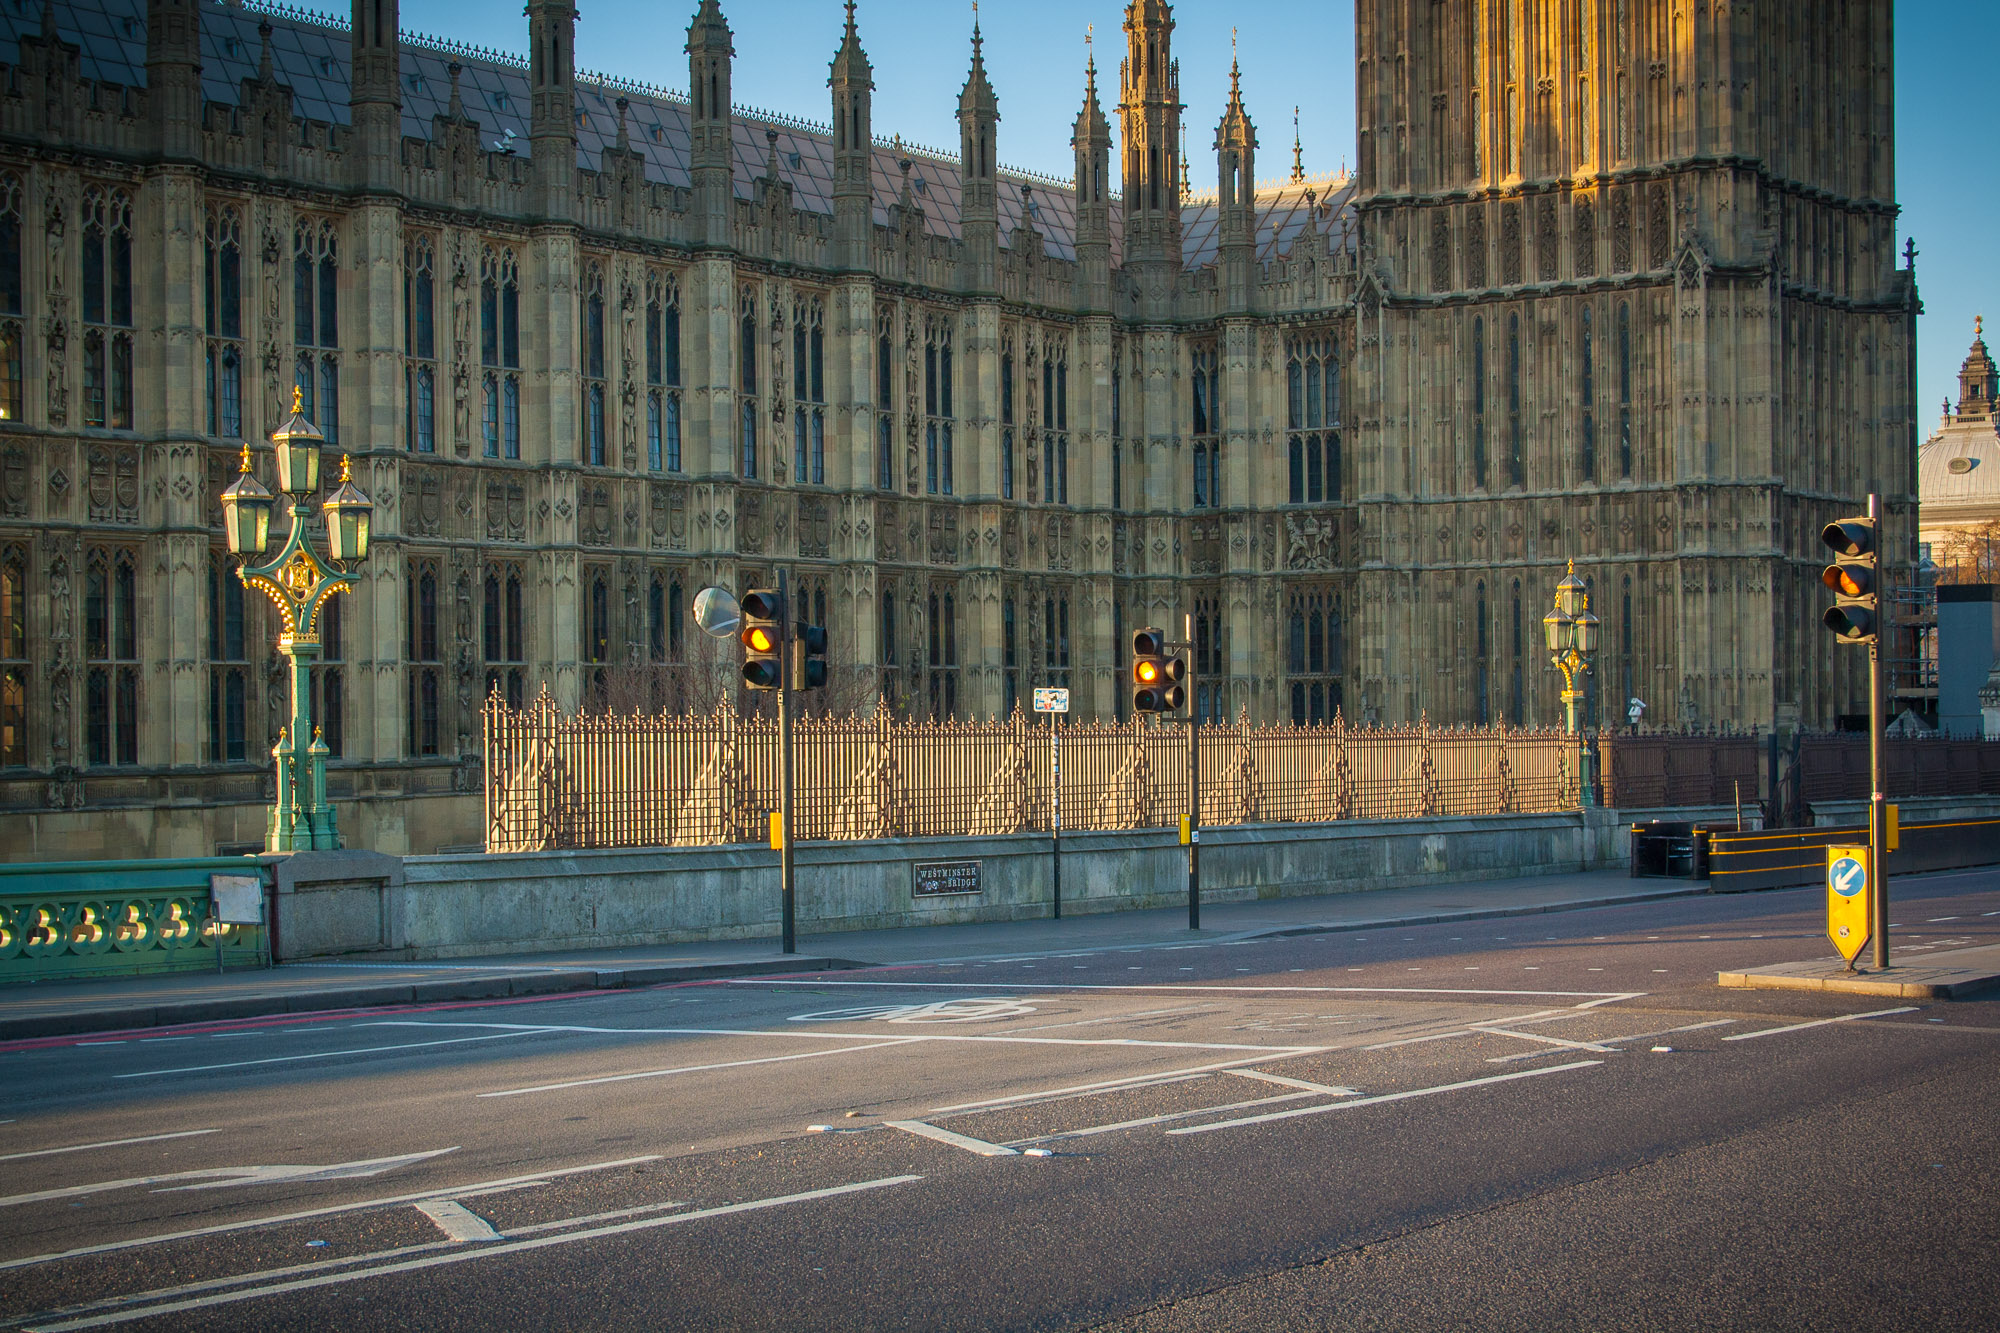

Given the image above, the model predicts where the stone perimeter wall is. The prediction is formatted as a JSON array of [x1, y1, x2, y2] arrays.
[[271, 804, 1748, 961]]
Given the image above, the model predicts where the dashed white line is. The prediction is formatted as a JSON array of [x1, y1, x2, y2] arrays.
[[0, 1129, 219, 1163]]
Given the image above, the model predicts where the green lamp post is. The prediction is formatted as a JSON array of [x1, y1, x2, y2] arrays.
[[1543, 560, 1601, 808], [218, 389, 373, 852]]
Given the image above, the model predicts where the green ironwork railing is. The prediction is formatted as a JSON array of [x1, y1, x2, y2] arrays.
[[0, 858, 269, 985]]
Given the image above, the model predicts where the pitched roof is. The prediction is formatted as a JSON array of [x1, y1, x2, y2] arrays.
[[6, 0, 1357, 268]]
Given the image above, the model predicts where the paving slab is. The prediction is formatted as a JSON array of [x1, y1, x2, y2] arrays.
[[1717, 943, 2000, 999]]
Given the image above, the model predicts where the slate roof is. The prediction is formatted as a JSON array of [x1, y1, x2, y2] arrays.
[[3, 0, 1356, 268]]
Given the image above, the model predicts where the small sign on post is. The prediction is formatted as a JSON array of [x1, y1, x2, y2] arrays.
[[1032, 688, 1070, 714], [1826, 845, 1872, 968]]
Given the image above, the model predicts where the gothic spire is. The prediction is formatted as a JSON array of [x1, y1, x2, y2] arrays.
[[1290, 105, 1305, 183]]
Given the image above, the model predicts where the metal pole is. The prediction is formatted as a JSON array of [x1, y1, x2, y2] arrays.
[[1187, 612, 1200, 931], [778, 569, 796, 956], [1051, 711, 1062, 920], [1868, 492, 1888, 970]]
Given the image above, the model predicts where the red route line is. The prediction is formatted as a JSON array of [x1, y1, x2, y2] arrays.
[[0, 968, 853, 1054]]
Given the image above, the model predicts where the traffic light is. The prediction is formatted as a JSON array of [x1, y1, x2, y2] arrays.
[[740, 588, 784, 689], [1131, 627, 1186, 713], [797, 622, 828, 690], [1820, 517, 1878, 645]]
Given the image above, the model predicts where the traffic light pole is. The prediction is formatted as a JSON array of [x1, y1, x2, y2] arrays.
[[1185, 612, 1200, 932], [778, 569, 797, 956], [1867, 493, 1888, 970]]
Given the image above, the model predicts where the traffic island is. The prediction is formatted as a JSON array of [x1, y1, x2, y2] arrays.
[[1718, 943, 2000, 999]]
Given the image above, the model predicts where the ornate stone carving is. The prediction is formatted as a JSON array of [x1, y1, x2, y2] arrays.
[[1285, 513, 1334, 571]]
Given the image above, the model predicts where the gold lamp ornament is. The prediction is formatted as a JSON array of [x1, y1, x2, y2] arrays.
[[271, 385, 325, 497], [218, 445, 275, 557], [322, 454, 374, 565]]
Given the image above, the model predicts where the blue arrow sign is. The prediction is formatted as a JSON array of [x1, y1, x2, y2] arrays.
[[1830, 856, 1867, 898]]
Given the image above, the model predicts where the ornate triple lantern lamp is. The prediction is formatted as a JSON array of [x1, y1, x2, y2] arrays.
[[1543, 561, 1601, 808], [217, 389, 373, 852]]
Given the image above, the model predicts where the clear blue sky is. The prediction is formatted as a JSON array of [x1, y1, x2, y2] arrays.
[[398, 0, 1986, 426]]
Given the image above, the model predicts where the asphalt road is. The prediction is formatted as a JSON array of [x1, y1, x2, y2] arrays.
[[2, 871, 1997, 1332]]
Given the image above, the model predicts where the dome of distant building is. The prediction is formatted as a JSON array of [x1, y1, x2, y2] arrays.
[[1919, 318, 2000, 575]]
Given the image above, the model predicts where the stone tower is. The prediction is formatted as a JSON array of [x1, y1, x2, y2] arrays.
[[1071, 39, 1114, 314], [956, 16, 1000, 296], [1957, 319, 1997, 422], [1350, 0, 1917, 730], [144, 0, 202, 161], [1118, 0, 1182, 316], [686, 0, 735, 249], [348, 0, 400, 192], [1212, 46, 1257, 314], [526, 0, 577, 219], [828, 1, 874, 274]]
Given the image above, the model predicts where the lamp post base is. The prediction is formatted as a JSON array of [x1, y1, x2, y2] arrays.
[[266, 805, 342, 854]]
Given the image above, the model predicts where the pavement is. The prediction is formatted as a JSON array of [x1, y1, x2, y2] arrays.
[[1718, 941, 2000, 998], [0, 868, 1714, 1042]]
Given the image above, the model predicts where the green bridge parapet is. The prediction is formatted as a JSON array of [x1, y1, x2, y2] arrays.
[[0, 858, 270, 985]]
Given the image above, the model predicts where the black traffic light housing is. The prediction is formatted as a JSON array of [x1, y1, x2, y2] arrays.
[[1131, 627, 1187, 713], [796, 622, 828, 690], [1819, 518, 1878, 645], [740, 588, 784, 690]]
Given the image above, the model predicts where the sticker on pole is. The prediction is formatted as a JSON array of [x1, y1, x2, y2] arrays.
[[1033, 688, 1070, 714], [1825, 845, 1872, 965]]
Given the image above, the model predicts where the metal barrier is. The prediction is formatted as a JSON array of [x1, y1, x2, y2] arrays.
[[484, 689, 1583, 853], [0, 858, 269, 985], [1706, 817, 2000, 893]]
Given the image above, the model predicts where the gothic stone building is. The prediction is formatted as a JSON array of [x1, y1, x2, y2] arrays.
[[0, 0, 1918, 857]]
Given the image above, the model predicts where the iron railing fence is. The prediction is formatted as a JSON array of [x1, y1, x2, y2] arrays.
[[484, 689, 1589, 854]]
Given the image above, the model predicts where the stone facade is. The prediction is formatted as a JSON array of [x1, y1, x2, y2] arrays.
[[0, 0, 1918, 857]]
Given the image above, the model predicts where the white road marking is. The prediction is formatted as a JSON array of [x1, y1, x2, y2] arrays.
[[927, 1059, 1276, 1115], [1927, 917, 1960, 923], [1226, 1069, 1359, 1096], [885, 1120, 1019, 1156], [25, 1175, 926, 1331], [0, 1198, 690, 1330], [728, 979, 1644, 1006], [1485, 1019, 1738, 1064], [0, 1129, 219, 1163], [0, 1155, 660, 1273], [0, 1150, 458, 1209], [478, 1038, 922, 1098], [1722, 1007, 1920, 1041], [1169, 1061, 1605, 1135], [1472, 1027, 1618, 1053], [1005, 1092, 1322, 1145], [413, 1199, 503, 1242], [1362, 1029, 1471, 1050], [114, 1032, 520, 1079]]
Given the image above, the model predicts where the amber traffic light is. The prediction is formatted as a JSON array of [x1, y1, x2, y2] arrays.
[[741, 589, 784, 689], [1131, 627, 1186, 713], [1819, 518, 1877, 645]]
